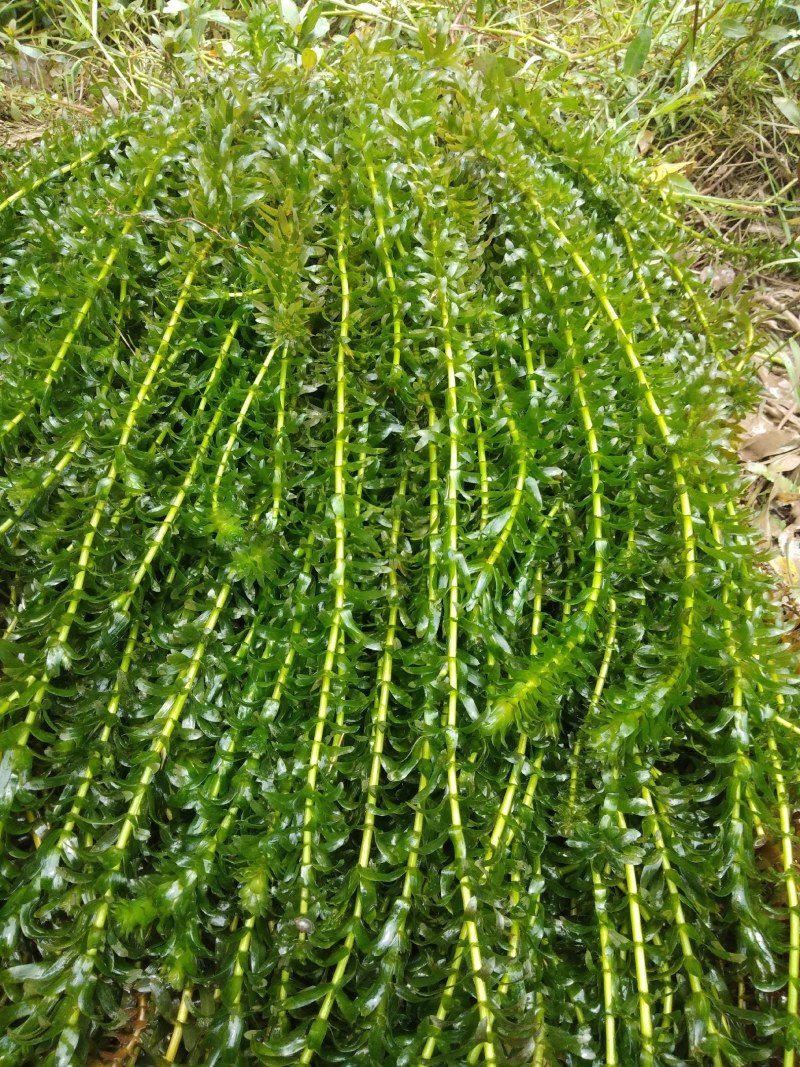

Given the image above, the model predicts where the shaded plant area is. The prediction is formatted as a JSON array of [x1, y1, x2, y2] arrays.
[[1, 9, 799, 1065]]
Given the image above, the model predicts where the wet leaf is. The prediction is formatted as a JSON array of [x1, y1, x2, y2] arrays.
[[0, 15, 795, 1067]]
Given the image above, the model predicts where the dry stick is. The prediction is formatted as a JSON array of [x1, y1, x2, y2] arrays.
[[1, 135, 181, 439], [0, 250, 209, 843]]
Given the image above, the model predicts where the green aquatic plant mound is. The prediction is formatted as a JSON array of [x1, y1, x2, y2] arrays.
[[1, 12, 798, 1067]]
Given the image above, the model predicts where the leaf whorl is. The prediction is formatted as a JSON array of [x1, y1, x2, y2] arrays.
[[0, 12, 797, 1067]]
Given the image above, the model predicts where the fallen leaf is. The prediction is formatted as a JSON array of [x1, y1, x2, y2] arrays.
[[637, 128, 655, 156], [647, 160, 693, 184], [770, 551, 800, 589], [739, 430, 800, 464]]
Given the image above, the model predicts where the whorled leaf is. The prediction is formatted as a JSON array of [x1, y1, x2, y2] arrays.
[[0, 9, 799, 1067]]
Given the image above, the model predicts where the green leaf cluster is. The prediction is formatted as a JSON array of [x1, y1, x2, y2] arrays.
[[1, 9, 799, 1065]]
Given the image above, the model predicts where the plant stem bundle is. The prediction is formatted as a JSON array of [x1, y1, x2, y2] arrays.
[[0, 11, 798, 1065]]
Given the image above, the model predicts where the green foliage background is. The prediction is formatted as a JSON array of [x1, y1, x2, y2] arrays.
[[0, 7, 799, 1065]]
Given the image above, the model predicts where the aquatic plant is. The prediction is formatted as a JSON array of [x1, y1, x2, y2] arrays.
[[0, 11, 798, 1065]]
